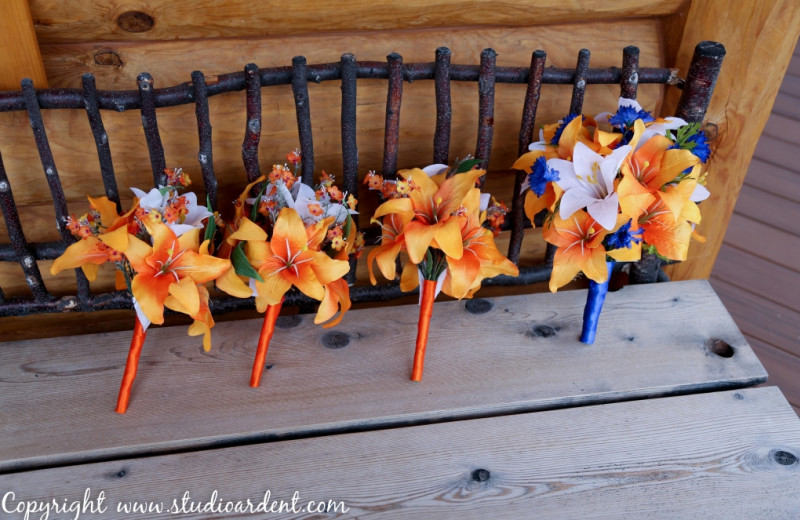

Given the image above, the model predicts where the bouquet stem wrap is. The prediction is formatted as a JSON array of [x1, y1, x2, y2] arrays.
[[411, 279, 437, 382], [580, 262, 615, 345], [250, 299, 284, 387], [115, 318, 148, 414]]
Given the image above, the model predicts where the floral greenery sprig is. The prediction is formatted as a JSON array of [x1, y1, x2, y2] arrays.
[[513, 97, 712, 292]]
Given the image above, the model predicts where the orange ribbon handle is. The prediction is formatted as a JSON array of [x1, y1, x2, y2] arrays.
[[115, 317, 147, 414], [411, 279, 437, 382], [250, 299, 284, 387]]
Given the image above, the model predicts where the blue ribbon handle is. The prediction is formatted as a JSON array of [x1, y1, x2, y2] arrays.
[[580, 261, 615, 344]]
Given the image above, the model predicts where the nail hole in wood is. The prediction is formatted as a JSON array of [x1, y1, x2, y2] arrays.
[[472, 468, 490, 482], [771, 450, 798, 466], [321, 331, 350, 349], [276, 315, 301, 329], [706, 338, 734, 358], [117, 11, 154, 33], [465, 299, 493, 314]]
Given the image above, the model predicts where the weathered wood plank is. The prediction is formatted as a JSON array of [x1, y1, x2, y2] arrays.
[[0, 280, 766, 472], [661, 0, 800, 282], [2, 387, 798, 519], [710, 278, 800, 356], [713, 244, 800, 313], [28, 0, 682, 43], [0, 0, 48, 90], [745, 158, 800, 204]]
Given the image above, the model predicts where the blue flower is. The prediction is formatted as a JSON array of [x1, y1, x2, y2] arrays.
[[528, 156, 560, 197], [550, 113, 581, 145], [605, 219, 644, 250], [608, 105, 654, 130], [687, 132, 710, 163]]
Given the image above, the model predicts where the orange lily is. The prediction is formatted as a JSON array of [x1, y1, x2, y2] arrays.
[[443, 212, 519, 299], [542, 210, 614, 292], [372, 168, 484, 264], [113, 214, 231, 325], [619, 124, 699, 219], [367, 212, 412, 283], [638, 197, 694, 261], [50, 196, 138, 281], [244, 207, 350, 312]]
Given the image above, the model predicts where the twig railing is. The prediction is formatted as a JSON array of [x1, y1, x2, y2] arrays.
[[0, 41, 725, 317]]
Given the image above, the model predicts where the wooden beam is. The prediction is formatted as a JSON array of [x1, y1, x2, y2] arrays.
[[661, 0, 800, 281], [28, 0, 683, 43], [0, 0, 48, 90]]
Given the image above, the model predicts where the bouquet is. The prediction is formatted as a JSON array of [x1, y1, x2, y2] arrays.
[[217, 152, 362, 387], [366, 159, 518, 381], [513, 97, 711, 343], [51, 168, 232, 413]]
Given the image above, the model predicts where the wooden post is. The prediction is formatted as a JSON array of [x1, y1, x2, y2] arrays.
[[0, 0, 48, 90], [661, 0, 800, 281]]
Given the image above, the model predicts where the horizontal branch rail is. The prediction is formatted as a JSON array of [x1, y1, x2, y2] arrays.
[[0, 42, 724, 318]]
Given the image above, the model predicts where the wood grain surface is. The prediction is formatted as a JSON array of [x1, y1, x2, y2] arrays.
[[661, 0, 800, 281], [0, 0, 48, 90], [28, 0, 681, 43], [0, 280, 766, 472], [2, 387, 797, 519]]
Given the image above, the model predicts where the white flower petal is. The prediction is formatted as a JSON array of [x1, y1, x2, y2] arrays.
[[618, 97, 644, 111], [571, 142, 605, 178], [528, 141, 547, 152], [587, 193, 620, 231], [479, 193, 491, 211], [599, 145, 631, 192], [559, 188, 596, 220], [132, 298, 151, 331], [549, 159, 579, 190], [690, 183, 711, 202], [422, 164, 449, 177]]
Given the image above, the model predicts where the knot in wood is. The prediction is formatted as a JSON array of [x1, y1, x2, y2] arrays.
[[465, 299, 492, 315], [471, 469, 490, 482], [321, 331, 350, 349]]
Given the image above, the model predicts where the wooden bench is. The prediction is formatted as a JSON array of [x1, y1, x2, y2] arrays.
[[2, 280, 800, 517]]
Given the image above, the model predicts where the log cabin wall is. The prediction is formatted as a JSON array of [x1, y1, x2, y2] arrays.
[[0, 0, 799, 335]]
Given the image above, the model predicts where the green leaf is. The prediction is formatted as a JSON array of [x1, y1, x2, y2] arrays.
[[455, 158, 482, 174], [203, 196, 216, 242], [249, 185, 267, 222], [343, 214, 353, 238], [231, 242, 264, 283]]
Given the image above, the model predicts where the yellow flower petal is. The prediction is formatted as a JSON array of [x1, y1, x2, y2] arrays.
[[167, 277, 201, 317], [227, 217, 267, 244]]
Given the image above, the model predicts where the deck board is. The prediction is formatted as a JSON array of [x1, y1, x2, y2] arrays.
[[713, 244, 800, 313], [744, 158, 800, 203], [711, 43, 800, 420], [0, 280, 767, 473], [2, 387, 798, 519], [729, 185, 800, 237]]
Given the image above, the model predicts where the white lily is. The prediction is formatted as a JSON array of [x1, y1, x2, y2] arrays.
[[130, 187, 213, 237], [549, 142, 631, 230]]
